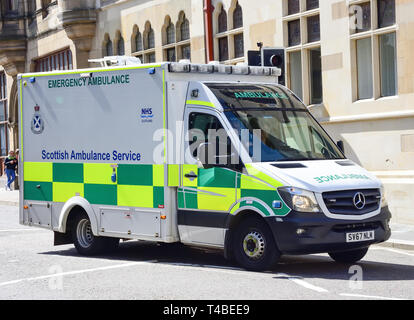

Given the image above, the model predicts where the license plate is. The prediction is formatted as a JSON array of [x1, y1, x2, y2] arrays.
[[346, 230, 375, 243]]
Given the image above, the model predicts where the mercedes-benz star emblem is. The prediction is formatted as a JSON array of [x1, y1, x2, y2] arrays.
[[353, 192, 366, 210]]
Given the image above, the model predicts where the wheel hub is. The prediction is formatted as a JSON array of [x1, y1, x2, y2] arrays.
[[76, 218, 94, 248], [243, 231, 265, 260]]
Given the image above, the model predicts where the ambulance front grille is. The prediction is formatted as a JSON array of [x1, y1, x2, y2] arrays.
[[322, 189, 381, 215]]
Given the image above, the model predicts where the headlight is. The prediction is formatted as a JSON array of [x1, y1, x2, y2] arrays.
[[278, 187, 321, 213], [380, 185, 388, 208]]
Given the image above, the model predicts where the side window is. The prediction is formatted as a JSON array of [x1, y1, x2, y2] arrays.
[[310, 127, 337, 159], [188, 112, 237, 167]]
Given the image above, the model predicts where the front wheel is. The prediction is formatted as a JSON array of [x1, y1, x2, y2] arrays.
[[232, 217, 281, 271], [328, 247, 369, 264], [72, 213, 119, 255]]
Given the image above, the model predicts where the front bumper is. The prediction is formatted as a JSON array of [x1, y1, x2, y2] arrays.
[[266, 206, 392, 255]]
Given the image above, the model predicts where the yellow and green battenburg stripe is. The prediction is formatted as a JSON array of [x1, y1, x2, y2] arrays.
[[23, 162, 179, 208], [178, 166, 290, 216]]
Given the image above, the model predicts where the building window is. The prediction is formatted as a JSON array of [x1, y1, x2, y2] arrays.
[[163, 18, 176, 62], [106, 38, 113, 56], [135, 32, 143, 52], [350, 0, 397, 100], [214, 2, 244, 64], [0, 72, 8, 157], [136, 21, 156, 64], [218, 7, 227, 33], [147, 28, 155, 49], [356, 37, 373, 99], [166, 22, 175, 44], [306, 0, 319, 11], [351, 2, 371, 33], [233, 3, 243, 29], [379, 32, 397, 97], [234, 33, 244, 58], [162, 13, 191, 62], [181, 44, 191, 60], [35, 48, 73, 72], [175, 12, 191, 61], [287, 0, 300, 15], [288, 19, 301, 46], [284, 2, 322, 105], [218, 37, 229, 62], [289, 51, 303, 100], [307, 15, 320, 43], [309, 48, 323, 104], [117, 36, 125, 55], [180, 17, 190, 41], [378, 0, 395, 28]]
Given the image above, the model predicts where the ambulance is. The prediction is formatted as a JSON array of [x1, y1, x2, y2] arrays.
[[18, 57, 391, 271]]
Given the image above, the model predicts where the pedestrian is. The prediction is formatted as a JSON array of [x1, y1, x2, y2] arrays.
[[4, 150, 18, 191]]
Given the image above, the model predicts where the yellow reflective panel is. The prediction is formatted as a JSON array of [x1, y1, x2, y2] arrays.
[[83, 163, 117, 185], [53, 182, 84, 202], [153, 164, 165, 187], [197, 187, 236, 211], [117, 185, 153, 207], [24, 162, 53, 182]]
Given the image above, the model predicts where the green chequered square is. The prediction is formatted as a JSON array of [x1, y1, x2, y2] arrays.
[[197, 167, 237, 188], [184, 191, 198, 209], [117, 164, 153, 186], [53, 163, 84, 183], [84, 184, 117, 206], [177, 189, 185, 209], [24, 181, 53, 201], [153, 186, 164, 208]]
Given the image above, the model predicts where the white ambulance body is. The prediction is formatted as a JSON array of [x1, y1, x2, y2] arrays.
[[18, 59, 391, 271]]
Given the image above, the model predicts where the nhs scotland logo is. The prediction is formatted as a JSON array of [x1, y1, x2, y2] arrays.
[[140, 107, 154, 123]]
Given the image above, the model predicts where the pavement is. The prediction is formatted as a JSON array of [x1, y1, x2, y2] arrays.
[[1, 175, 413, 251]]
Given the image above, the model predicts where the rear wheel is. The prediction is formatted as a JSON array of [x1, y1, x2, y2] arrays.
[[72, 213, 119, 255], [328, 247, 369, 264], [232, 217, 281, 271]]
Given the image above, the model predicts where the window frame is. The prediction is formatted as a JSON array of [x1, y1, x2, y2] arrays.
[[349, 0, 398, 101]]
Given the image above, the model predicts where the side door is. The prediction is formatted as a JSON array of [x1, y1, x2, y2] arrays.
[[177, 107, 240, 247]]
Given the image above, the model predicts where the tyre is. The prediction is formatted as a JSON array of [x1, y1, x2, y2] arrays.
[[328, 247, 369, 264], [71, 213, 119, 256], [232, 216, 281, 271]]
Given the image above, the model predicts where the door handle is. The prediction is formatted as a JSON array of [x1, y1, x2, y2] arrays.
[[184, 172, 198, 179]]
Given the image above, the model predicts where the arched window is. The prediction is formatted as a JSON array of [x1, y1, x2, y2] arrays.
[[117, 36, 125, 55], [166, 22, 175, 44], [143, 22, 156, 63], [233, 2, 243, 29], [180, 16, 190, 41], [218, 7, 227, 33], [215, 2, 244, 63], [106, 38, 113, 56], [135, 32, 143, 52], [147, 27, 155, 49]]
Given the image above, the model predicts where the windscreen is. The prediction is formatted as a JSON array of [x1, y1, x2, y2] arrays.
[[206, 83, 345, 162]]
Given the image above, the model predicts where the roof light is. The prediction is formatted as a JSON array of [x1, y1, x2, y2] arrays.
[[194, 64, 214, 73], [232, 65, 250, 75], [214, 64, 232, 74], [270, 67, 282, 76], [169, 62, 190, 73]]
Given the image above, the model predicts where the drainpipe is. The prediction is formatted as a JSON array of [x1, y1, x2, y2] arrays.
[[203, 0, 214, 62]]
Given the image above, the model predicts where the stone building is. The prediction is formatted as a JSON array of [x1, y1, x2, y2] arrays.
[[0, 0, 413, 223]]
